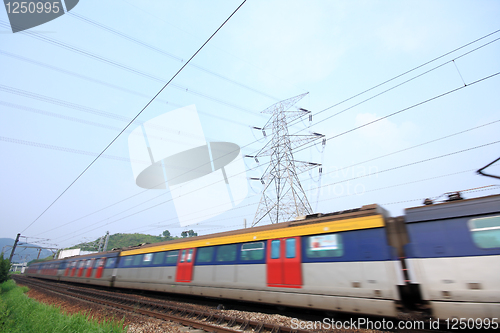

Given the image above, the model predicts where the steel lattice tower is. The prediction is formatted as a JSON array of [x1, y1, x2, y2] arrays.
[[251, 93, 323, 226]]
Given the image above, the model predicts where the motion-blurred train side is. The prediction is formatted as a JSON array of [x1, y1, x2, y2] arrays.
[[26, 193, 500, 319]]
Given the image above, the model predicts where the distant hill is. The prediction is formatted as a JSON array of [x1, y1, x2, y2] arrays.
[[68, 230, 197, 251], [0, 238, 53, 263]]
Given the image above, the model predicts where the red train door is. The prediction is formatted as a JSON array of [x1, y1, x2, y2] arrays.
[[175, 248, 196, 282], [77, 260, 85, 277], [70, 261, 77, 277], [95, 258, 105, 278], [85, 259, 95, 278], [266, 237, 302, 288]]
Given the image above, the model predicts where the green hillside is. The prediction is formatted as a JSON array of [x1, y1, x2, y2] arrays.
[[68, 230, 197, 251]]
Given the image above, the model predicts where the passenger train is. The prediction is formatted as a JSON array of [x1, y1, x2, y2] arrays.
[[26, 193, 500, 320]]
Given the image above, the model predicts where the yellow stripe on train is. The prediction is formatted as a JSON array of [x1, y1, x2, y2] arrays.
[[121, 215, 385, 256]]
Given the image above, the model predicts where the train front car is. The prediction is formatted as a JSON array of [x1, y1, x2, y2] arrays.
[[116, 204, 405, 317], [403, 194, 500, 319]]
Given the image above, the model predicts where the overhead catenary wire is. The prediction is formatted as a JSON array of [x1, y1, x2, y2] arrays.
[[20, 0, 248, 234]]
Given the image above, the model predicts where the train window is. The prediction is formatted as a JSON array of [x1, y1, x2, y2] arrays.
[[216, 244, 237, 262], [105, 257, 116, 268], [123, 256, 133, 267], [133, 254, 143, 266], [178, 249, 194, 263], [85, 259, 93, 268], [241, 242, 265, 261], [271, 240, 280, 259], [196, 247, 214, 263], [166, 250, 179, 264], [306, 234, 344, 258], [77, 261, 85, 268], [469, 215, 500, 249], [153, 252, 165, 265], [143, 253, 153, 265], [286, 238, 296, 258]]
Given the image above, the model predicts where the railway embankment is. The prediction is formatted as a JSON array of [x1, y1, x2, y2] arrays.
[[0, 278, 127, 333]]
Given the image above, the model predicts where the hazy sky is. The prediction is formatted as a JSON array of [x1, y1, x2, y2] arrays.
[[1, 0, 499, 251]]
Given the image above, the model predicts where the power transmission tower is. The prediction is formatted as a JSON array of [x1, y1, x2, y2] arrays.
[[250, 93, 323, 226]]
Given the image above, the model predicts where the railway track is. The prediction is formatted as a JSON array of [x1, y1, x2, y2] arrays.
[[13, 275, 312, 333]]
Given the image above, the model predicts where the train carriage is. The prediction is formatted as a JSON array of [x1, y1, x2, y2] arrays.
[[27, 251, 120, 287], [114, 204, 405, 317], [403, 194, 500, 319], [58, 251, 120, 286]]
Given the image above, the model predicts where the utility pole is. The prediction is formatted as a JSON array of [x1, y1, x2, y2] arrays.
[[9, 233, 20, 262]]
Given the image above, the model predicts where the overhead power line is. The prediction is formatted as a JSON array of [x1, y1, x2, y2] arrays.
[[0, 17, 261, 118], [35, 117, 500, 239], [125, 166, 500, 237], [0, 49, 253, 128], [36, 61, 500, 241], [308, 140, 500, 193], [0, 135, 140, 163], [117, 69, 500, 212], [293, 71, 500, 156], [67, 12, 281, 102], [287, 30, 500, 129], [52, 138, 500, 244], [21, 0, 248, 233], [61, 167, 500, 243], [31, 30, 500, 239]]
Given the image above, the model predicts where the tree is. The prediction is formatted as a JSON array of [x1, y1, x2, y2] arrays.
[[0, 253, 11, 283], [181, 230, 197, 238], [162, 230, 171, 238]]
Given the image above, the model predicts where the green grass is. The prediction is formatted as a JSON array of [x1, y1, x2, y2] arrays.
[[0, 280, 127, 333]]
